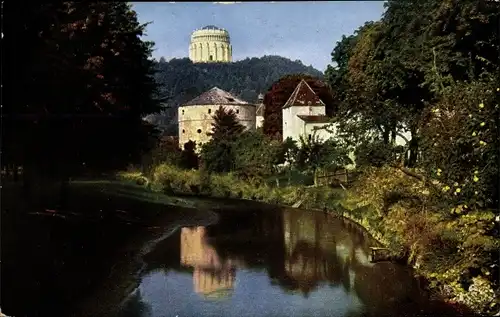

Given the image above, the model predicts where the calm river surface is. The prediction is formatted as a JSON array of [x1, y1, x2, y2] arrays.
[[1, 182, 468, 317]]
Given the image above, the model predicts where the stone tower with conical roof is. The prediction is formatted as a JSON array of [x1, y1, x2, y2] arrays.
[[178, 87, 256, 150]]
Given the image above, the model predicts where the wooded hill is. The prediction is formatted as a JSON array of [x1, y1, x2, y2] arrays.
[[146, 55, 324, 135]]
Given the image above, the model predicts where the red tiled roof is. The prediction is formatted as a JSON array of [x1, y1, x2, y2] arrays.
[[184, 87, 250, 106], [296, 115, 331, 123], [283, 79, 325, 109]]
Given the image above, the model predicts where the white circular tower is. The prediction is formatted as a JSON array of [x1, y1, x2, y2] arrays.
[[189, 25, 232, 63]]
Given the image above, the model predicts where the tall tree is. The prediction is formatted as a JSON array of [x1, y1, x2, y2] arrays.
[[201, 106, 245, 173], [207, 106, 245, 140], [233, 130, 280, 180], [4, 2, 160, 197]]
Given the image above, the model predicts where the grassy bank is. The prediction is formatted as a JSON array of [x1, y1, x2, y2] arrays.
[[118, 164, 499, 315]]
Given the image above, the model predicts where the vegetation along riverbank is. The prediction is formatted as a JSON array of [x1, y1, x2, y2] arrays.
[[4, 0, 499, 316], [120, 158, 499, 316]]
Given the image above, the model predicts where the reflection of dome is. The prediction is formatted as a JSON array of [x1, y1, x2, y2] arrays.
[[202, 288, 234, 301]]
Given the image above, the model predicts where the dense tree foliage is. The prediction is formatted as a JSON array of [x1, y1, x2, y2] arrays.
[[193, 106, 352, 183], [4, 2, 160, 193], [325, 0, 500, 312], [200, 107, 245, 173], [233, 131, 280, 180], [262, 75, 335, 139], [150, 56, 323, 135], [295, 134, 352, 185], [326, 0, 500, 209]]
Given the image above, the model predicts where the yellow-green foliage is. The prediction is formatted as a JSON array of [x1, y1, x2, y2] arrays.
[[345, 166, 499, 313], [116, 170, 150, 186], [118, 163, 499, 313], [149, 164, 344, 211], [348, 166, 431, 216]]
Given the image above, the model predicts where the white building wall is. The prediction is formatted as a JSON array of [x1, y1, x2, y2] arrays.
[[282, 106, 325, 141], [395, 130, 412, 147], [304, 122, 337, 143], [179, 104, 255, 151], [256, 115, 264, 129]]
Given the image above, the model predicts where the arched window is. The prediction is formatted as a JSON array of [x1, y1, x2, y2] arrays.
[[182, 129, 185, 133], [236, 109, 239, 114], [308, 134, 312, 141], [182, 110, 185, 115], [197, 129, 202, 134], [208, 109, 211, 114]]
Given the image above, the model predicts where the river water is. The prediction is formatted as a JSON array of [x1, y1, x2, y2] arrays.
[[1, 183, 468, 317]]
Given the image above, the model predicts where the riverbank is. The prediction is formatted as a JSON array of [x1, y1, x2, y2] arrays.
[[1, 179, 224, 317], [117, 164, 499, 315]]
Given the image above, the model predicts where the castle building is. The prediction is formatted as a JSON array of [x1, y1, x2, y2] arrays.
[[189, 25, 232, 63], [282, 79, 334, 143], [281, 79, 411, 169], [178, 87, 256, 150]]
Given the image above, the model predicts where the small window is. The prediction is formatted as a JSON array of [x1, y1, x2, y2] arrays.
[[227, 98, 234, 102], [182, 129, 185, 133], [308, 134, 312, 141], [209, 55, 213, 61], [182, 110, 185, 115], [236, 109, 239, 114], [197, 129, 202, 134], [208, 109, 211, 114]]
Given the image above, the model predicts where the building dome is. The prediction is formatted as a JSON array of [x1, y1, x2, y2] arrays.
[[189, 25, 232, 63], [201, 25, 223, 30]]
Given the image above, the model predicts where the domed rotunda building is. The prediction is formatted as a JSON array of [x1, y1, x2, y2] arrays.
[[189, 25, 232, 63]]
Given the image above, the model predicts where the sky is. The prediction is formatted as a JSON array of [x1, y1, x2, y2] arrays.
[[131, 2, 386, 72]]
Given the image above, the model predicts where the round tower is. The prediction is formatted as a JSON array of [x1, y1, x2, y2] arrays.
[[189, 25, 232, 63], [178, 87, 255, 150]]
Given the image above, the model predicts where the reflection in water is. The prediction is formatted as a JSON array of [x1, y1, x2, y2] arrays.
[[180, 227, 236, 300], [113, 207, 468, 317]]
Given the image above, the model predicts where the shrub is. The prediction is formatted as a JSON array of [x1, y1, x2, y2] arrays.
[[354, 141, 397, 168]]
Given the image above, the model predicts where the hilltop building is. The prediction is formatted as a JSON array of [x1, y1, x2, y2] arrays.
[[189, 25, 232, 63], [178, 87, 256, 150]]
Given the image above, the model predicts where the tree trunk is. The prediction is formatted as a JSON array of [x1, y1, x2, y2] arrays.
[[408, 127, 419, 167], [382, 127, 390, 144]]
